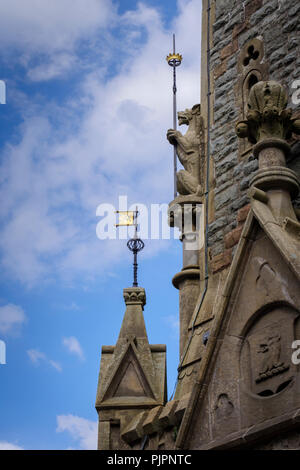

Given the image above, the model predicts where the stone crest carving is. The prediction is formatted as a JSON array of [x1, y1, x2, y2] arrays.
[[167, 104, 203, 196], [255, 333, 289, 383], [241, 308, 297, 397]]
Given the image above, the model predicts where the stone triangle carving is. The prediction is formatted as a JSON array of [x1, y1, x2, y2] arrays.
[[177, 207, 300, 450], [114, 362, 147, 397], [103, 343, 155, 400]]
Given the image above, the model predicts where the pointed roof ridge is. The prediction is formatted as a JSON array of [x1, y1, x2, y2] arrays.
[[96, 285, 167, 409], [116, 287, 148, 344]]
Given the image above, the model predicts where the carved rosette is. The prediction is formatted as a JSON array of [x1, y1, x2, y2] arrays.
[[236, 81, 300, 145]]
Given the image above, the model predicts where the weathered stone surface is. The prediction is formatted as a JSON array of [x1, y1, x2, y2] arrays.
[[215, 185, 238, 211], [243, 160, 258, 176], [224, 226, 243, 249], [142, 406, 163, 435], [211, 249, 232, 274], [250, 2, 279, 25], [237, 204, 251, 224], [121, 412, 147, 444], [244, 0, 263, 19], [157, 400, 178, 428], [174, 393, 191, 423]]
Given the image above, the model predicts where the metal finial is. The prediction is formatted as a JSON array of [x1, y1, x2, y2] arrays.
[[166, 34, 182, 199], [126, 208, 144, 287]]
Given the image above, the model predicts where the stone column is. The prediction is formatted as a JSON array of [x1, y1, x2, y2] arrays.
[[168, 195, 203, 359]]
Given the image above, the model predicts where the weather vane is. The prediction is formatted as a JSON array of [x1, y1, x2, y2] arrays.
[[166, 33, 182, 199], [116, 207, 144, 287]]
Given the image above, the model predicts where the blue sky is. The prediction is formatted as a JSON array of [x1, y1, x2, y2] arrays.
[[0, 0, 201, 450]]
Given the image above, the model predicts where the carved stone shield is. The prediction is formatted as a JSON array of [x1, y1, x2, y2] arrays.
[[246, 315, 295, 396]]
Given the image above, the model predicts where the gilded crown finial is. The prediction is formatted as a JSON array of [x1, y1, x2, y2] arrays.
[[166, 52, 182, 67]]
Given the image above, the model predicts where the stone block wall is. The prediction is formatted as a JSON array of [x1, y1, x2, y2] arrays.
[[208, 0, 300, 268]]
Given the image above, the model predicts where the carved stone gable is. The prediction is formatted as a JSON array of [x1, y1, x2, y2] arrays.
[[104, 343, 155, 400], [185, 216, 300, 450]]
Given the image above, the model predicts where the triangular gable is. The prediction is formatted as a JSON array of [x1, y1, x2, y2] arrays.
[[104, 343, 155, 400], [176, 200, 300, 449], [97, 341, 158, 408]]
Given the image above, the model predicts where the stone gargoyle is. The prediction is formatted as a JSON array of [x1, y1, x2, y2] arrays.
[[167, 104, 202, 196]]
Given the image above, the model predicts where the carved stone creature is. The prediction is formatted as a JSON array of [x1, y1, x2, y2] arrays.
[[236, 81, 300, 144], [256, 334, 289, 383], [167, 104, 202, 196], [257, 335, 282, 374]]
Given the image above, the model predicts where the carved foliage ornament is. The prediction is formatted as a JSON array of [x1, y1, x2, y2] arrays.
[[123, 288, 146, 306], [236, 81, 300, 144]]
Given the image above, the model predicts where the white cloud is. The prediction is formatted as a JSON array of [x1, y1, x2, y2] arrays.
[[0, 441, 23, 450], [27, 53, 77, 82], [27, 349, 46, 364], [0, 0, 116, 81], [0, 0, 201, 285], [56, 415, 97, 450], [62, 302, 80, 311], [0, 304, 26, 335], [27, 348, 62, 372], [0, 0, 115, 53], [48, 360, 63, 372], [62, 336, 84, 361]]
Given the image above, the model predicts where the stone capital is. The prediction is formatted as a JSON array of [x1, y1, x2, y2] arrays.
[[123, 287, 146, 307], [168, 195, 203, 232], [236, 81, 300, 146]]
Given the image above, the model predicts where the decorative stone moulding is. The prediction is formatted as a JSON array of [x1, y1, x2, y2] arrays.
[[168, 195, 203, 267], [236, 81, 300, 145], [250, 167, 300, 199], [123, 287, 146, 307], [168, 194, 202, 231], [172, 266, 200, 289]]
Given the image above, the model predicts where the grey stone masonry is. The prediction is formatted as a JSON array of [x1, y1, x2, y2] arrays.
[[209, 0, 300, 259]]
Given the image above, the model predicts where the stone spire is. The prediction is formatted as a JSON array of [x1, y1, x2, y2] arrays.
[[95, 286, 167, 449]]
